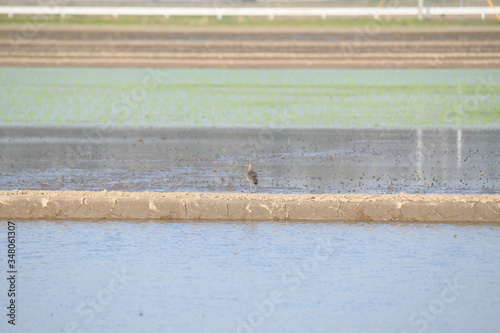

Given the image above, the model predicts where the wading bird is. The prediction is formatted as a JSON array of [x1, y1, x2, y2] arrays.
[[242, 163, 258, 192]]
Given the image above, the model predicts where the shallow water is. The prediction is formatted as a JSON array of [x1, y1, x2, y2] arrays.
[[1, 219, 499, 333], [1, 127, 498, 194]]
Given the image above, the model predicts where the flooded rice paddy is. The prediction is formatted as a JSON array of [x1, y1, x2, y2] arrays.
[[1, 68, 499, 128], [1, 68, 499, 194], [1, 219, 499, 333]]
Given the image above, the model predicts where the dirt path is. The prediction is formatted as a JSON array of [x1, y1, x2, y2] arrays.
[[1, 25, 499, 67]]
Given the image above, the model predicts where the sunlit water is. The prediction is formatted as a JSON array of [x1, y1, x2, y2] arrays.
[[1, 220, 499, 333]]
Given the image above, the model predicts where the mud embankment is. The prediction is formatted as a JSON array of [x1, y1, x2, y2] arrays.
[[1, 190, 499, 222]]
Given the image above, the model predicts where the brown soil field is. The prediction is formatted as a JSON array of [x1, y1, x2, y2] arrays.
[[1, 25, 499, 67], [1, 190, 499, 222]]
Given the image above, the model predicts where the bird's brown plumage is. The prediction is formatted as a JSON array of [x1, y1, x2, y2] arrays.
[[247, 170, 258, 185], [243, 163, 258, 191]]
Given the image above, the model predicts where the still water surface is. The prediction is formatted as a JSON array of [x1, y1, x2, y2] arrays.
[[1, 219, 499, 333]]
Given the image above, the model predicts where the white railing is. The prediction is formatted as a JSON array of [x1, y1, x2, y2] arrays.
[[0, 6, 498, 20]]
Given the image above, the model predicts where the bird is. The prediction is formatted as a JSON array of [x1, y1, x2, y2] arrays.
[[242, 163, 258, 192]]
